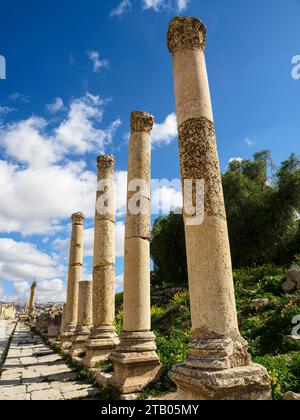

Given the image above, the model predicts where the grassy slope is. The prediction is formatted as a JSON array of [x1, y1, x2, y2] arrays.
[[115, 265, 300, 400]]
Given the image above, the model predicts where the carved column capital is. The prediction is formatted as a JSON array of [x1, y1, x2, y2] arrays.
[[130, 111, 154, 134], [167, 16, 207, 54]]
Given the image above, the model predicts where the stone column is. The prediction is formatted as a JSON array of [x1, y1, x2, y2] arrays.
[[61, 212, 84, 350], [59, 304, 67, 340], [84, 155, 118, 367], [28, 280, 37, 318], [70, 281, 92, 357], [167, 17, 271, 400], [110, 112, 161, 397]]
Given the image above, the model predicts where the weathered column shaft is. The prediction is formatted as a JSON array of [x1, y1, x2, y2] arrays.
[[168, 17, 238, 339], [61, 212, 84, 350], [167, 16, 271, 400], [28, 281, 37, 317], [65, 213, 84, 328], [110, 111, 161, 396], [70, 281, 92, 357], [93, 156, 115, 326], [77, 281, 93, 329], [84, 155, 118, 367], [123, 114, 152, 332], [60, 304, 67, 337]]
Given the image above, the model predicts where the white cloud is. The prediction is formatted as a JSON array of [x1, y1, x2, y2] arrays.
[[152, 113, 177, 147], [53, 221, 125, 259], [0, 283, 4, 300], [142, 0, 164, 10], [245, 137, 255, 147], [142, 0, 189, 11], [0, 238, 65, 283], [12, 281, 30, 301], [46, 97, 64, 114], [151, 181, 182, 214], [87, 51, 110, 73], [0, 106, 15, 116], [37, 279, 66, 303], [0, 93, 121, 235], [110, 0, 132, 17], [8, 278, 67, 303], [116, 274, 124, 292], [228, 157, 244, 164], [9, 93, 29, 103], [55, 94, 121, 155], [176, 0, 190, 11]]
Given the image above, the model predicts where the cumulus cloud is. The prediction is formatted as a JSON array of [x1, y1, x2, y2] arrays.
[[0, 93, 121, 235], [37, 279, 66, 303], [110, 0, 132, 17], [0, 238, 65, 283], [152, 113, 177, 147], [8, 278, 66, 303], [53, 221, 125, 259], [46, 97, 64, 114], [87, 51, 110, 73]]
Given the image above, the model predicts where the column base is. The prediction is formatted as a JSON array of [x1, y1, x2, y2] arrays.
[[69, 326, 90, 357], [109, 331, 162, 395], [60, 326, 76, 351], [83, 326, 119, 367], [170, 337, 271, 400]]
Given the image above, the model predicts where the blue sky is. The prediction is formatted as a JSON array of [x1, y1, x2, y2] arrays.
[[0, 0, 299, 302]]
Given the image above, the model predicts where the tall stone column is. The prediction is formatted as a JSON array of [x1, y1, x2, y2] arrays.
[[28, 280, 37, 318], [61, 212, 84, 350], [70, 281, 92, 357], [167, 17, 271, 400], [59, 304, 67, 340], [84, 155, 118, 367], [110, 112, 161, 397]]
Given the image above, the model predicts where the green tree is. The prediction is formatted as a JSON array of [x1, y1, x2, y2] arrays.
[[150, 151, 300, 286], [151, 212, 187, 288]]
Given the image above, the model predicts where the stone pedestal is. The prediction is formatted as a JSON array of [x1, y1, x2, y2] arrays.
[[61, 212, 84, 351], [84, 156, 118, 367], [167, 17, 271, 400], [110, 112, 161, 396], [70, 281, 92, 357]]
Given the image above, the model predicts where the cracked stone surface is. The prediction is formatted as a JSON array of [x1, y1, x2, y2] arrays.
[[0, 322, 101, 400]]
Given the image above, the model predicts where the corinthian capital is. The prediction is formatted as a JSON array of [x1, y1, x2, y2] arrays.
[[167, 16, 207, 54], [130, 111, 154, 134]]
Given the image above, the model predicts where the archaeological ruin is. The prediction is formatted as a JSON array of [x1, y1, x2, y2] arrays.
[[0, 15, 280, 401]]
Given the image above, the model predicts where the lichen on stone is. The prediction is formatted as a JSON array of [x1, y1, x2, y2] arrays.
[[178, 117, 226, 219]]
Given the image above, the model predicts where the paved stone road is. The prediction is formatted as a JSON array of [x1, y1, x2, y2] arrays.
[[0, 317, 16, 366], [0, 322, 101, 400]]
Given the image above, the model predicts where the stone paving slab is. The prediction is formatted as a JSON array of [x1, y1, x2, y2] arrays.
[[0, 317, 17, 366], [0, 323, 101, 400]]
